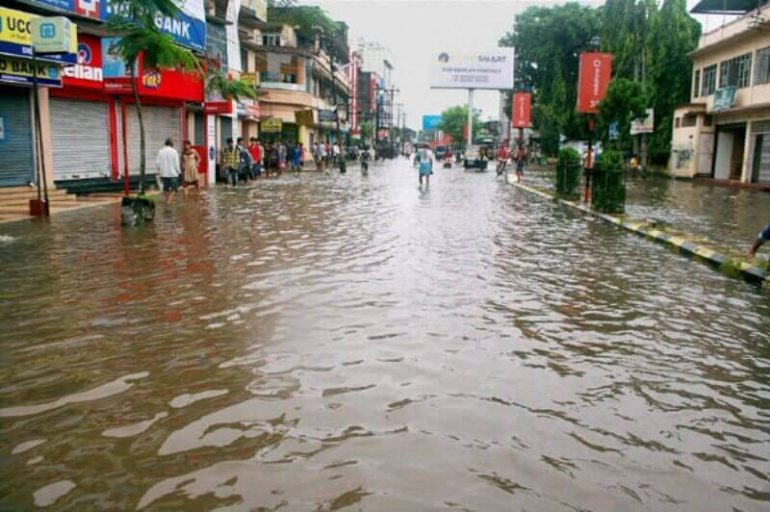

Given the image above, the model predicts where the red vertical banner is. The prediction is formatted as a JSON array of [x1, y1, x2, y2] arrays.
[[512, 92, 532, 128], [576, 53, 612, 114]]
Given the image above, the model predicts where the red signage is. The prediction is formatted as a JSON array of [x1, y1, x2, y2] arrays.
[[204, 101, 232, 114], [576, 53, 612, 114], [370, 76, 377, 113], [62, 35, 103, 90], [103, 53, 204, 101], [512, 92, 532, 128]]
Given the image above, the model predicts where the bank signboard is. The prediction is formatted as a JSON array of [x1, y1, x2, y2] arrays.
[[431, 49, 514, 90], [62, 34, 103, 88], [0, 54, 61, 86], [0, 7, 76, 63]]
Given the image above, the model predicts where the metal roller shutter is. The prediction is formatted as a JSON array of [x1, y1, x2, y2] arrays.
[[0, 87, 35, 187], [51, 99, 111, 180], [118, 104, 182, 176], [750, 121, 770, 184]]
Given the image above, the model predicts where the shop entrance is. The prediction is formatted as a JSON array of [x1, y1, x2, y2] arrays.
[[713, 123, 746, 181], [0, 86, 35, 187]]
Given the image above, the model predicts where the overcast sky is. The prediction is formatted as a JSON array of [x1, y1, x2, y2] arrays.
[[304, 0, 730, 130]]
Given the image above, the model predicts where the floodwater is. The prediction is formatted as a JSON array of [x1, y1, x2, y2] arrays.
[[1, 160, 769, 511]]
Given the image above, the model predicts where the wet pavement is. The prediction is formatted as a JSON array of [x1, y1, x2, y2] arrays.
[[525, 165, 770, 254], [1, 159, 769, 511]]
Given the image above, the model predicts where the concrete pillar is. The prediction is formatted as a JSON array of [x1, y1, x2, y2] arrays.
[[36, 86, 56, 188], [187, 112, 195, 145], [206, 114, 217, 186], [741, 120, 753, 183]]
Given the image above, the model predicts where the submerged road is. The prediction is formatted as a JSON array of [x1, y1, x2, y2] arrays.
[[1, 159, 769, 510]]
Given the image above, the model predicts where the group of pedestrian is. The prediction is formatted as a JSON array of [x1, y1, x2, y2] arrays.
[[311, 141, 344, 170], [495, 143, 527, 182], [220, 138, 307, 186], [155, 138, 201, 205]]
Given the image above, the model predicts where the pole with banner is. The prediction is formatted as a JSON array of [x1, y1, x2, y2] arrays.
[[576, 51, 612, 204], [512, 91, 532, 147]]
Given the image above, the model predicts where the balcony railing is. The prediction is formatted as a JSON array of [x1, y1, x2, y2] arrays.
[[259, 71, 298, 84]]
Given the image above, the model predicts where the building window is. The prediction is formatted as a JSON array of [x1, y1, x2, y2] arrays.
[[755, 46, 770, 85], [262, 33, 281, 47], [703, 115, 714, 126], [719, 53, 752, 88], [693, 69, 700, 98], [675, 117, 681, 128], [682, 114, 697, 127], [241, 49, 249, 71], [702, 64, 717, 95]]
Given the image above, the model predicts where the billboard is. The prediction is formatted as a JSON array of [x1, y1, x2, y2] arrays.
[[512, 92, 532, 128], [576, 52, 612, 114], [630, 108, 654, 135], [431, 49, 514, 90], [422, 115, 441, 130]]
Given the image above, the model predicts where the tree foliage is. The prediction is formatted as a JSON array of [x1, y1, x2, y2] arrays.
[[597, 78, 648, 149], [206, 71, 260, 102], [438, 105, 480, 146], [267, 5, 348, 63], [500, 0, 699, 161]]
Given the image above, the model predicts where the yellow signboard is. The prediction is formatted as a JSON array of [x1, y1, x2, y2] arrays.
[[295, 109, 314, 125], [0, 7, 36, 48], [0, 55, 61, 86], [261, 118, 283, 133]]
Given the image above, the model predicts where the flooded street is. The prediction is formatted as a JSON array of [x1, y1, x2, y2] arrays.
[[1, 160, 769, 510]]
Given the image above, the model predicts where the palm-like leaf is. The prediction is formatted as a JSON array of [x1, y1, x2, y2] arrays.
[[206, 71, 260, 101]]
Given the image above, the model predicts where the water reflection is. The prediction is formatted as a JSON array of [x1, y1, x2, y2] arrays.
[[1, 162, 769, 510]]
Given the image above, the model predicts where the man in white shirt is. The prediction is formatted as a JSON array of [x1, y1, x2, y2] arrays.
[[156, 138, 180, 205]]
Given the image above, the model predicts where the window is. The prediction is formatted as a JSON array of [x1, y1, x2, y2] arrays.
[[719, 53, 752, 88], [682, 114, 697, 127], [262, 33, 281, 47], [693, 69, 701, 98], [704, 115, 714, 126], [675, 117, 681, 128], [755, 46, 770, 85], [702, 64, 717, 95], [241, 49, 249, 71]]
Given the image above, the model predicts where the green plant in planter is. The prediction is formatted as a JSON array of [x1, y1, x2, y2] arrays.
[[556, 147, 581, 199], [592, 149, 626, 213]]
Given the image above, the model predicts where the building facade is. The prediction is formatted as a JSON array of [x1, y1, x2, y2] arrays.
[[670, 1, 770, 184]]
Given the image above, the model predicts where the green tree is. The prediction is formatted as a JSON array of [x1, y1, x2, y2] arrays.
[[107, 0, 201, 194], [206, 70, 260, 102], [597, 78, 648, 149], [438, 105, 480, 147], [359, 121, 373, 142], [499, 3, 602, 155], [646, 0, 700, 163]]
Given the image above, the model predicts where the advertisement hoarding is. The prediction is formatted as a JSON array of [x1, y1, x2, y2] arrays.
[[431, 49, 514, 90], [576, 52, 612, 114], [62, 34, 103, 88], [422, 115, 441, 130], [512, 92, 532, 128], [630, 108, 654, 135]]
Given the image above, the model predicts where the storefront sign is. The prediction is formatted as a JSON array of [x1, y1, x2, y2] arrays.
[[62, 34, 102, 87], [204, 101, 232, 114], [0, 54, 61, 86], [0, 7, 76, 63], [713, 87, 736, 112], [577, 52, 612, 114], [27, 1, 107, 22], [295, 109, 314, 125], [31, 16, 76, 54], [512, 91, 532, 128], [153, 0, 207, 53], [431, 49, 515, 90], [630, 108, 654, 135], [422, 115, 441, 130], [261, 118, 282, 133], [236, 99, 259, 119], [318, 109, 337, 123]]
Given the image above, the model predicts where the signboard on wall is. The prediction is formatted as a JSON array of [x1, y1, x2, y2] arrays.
[[576, 52, 612, 114], [0, 7, 76, 63], [512, 92, 532, 128], [431, 49, 514, 90], [713, 87, 736, 112], [0, 55, 62, 86], [630, 108, 654, 135], [261, 118, 282, 133], [62, 34, 102, 88]]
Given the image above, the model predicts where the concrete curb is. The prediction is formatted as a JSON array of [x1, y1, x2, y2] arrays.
[[507, 176, 769, 288]]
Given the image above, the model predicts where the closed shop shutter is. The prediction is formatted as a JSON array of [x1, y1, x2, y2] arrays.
[[51, 99, 111, 181], [0, 87, 35, 187], [118, 105, 182, 176], [750, 120, 770, 183]]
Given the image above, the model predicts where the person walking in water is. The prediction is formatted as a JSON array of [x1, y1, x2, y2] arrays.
[[749, 220, 770, 259], [360, 145, 371, 176], [514, 143, 527, 183], [221, 138, 240, 187], [181, 140, 200, 195], [156, 138, 181, 205], [418, 145, 433, 187]]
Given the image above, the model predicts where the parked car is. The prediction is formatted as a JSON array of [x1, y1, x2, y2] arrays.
[[434, 145, 448, 161]]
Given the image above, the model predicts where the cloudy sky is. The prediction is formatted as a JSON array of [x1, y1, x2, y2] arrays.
[[304, 0, 730, 130]]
